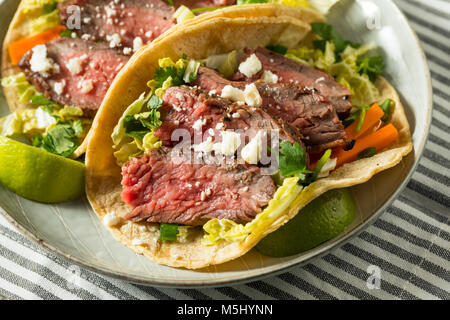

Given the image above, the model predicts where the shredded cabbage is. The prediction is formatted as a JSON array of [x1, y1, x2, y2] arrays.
[[202, 176, 303, 245], [286, 41, 380, 106], [111, 92, 151, 146], [22, 0, 63, 12], [113, 140, 143, 166], [142, 132, 162, 153], [30, 9, 60, 34], [1, 73, 39, 104], [0, 107, 56, 139], [173, 5, 195, 23]]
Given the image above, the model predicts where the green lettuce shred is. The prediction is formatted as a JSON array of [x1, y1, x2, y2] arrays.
[[29, 8, 60, 34], [1, 73, 39, 104], [286, 41, 380, 107], [202, 176, 303, 245]]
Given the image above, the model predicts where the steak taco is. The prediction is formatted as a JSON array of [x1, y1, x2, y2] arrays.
[[85, 14, 412, 269], [1, 0, 321, 159]]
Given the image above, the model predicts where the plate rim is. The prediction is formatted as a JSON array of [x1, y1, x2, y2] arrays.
[[0, 0, 434, 288]]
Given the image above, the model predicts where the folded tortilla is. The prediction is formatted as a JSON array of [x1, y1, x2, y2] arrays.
[[1, 1, 323, 157], [85, 15, 412, 269]]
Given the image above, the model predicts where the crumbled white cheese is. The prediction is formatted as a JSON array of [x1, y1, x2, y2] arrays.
[[35, 107, 56, 129], [317, 157, 337, 178], [131, 239, 146, 246], [193, 137, 214, 153], [53, 80, 66, 95], [29, 45, 57, 75], [106, 33, 121, 48], [238, 54, 262, 78], [215, 122, 224, 130], [232, 112, 241, 118], [315, 76, 325, 83], [145, 31, 153, 38], [79, 79, 94, 93], [133, 36, 144, 52], [244, 83, 262, 107], [66, 55, 87, 75], [261, 70, 278, 84], [192, 118, 206, 131], [103, 212, 120, 227], [214, 131, 241, 156], [221, 85, 244, 102], [83, 17, 91, 24], [123, 47, 132, 55], [241, 131, 263, 164]]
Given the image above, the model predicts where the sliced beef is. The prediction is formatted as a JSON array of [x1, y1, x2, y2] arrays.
[[231, 47, 353, 117], [58, 0, 176, 51], [19, 37, 128, 110], [122, 147, 276, 226], [155, 86, 298, 146], [193, 66, 347, 153]]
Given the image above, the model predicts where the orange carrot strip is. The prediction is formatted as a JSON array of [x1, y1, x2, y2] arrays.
[[335, 123, 399, 168], [8, 25, 66, 65], [345, 103, 385, 140]]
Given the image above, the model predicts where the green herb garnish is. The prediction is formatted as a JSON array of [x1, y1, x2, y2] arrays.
[[60, 29, 76, 38], [379, 99, 394, 122], [355, 105, 370, 132], [154, 66, 185, 88], [357, 56, 384, 82], [311, 23, 360, 55], [166, 0, 174, 6], [358, 147, 377, 159], [31, 95, 58, 106], [35, 123, 80, 157], [309, 149, 332, 182], [278, 141, 310, 180], [160, 223, 178, 242]]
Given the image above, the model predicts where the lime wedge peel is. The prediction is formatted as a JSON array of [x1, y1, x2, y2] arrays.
[[0, 137, 85, 203]]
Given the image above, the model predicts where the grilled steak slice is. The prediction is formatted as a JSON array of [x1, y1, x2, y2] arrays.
[[122, 147, 276, 226], [19, 37, 128, 110], [231, 47, 353, 117], [58, 0, 176, 51], [193, 66, 346, 153], [155, 86, 298, 146]]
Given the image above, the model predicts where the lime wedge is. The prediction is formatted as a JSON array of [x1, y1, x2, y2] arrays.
[[256, 188, 355, 257], [0, 137, 85, 203]]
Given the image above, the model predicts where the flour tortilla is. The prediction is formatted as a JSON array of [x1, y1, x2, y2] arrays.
[[85, 16, 412, 269]]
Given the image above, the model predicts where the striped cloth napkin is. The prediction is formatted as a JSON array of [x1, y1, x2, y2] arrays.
[[0, 0, 448, 300]]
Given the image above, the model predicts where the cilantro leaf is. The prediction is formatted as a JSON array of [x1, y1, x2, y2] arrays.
[[31, 95, 58, 106], [39, 123, 80, 157], [154, 66, 185, 88], [60, 29, 76, 38], [278, 141, 310, 180], [357, 56, 384, 82], [311, 22, 360, 55], [72, 120, 83, 135], [167, 0, 174, 6]]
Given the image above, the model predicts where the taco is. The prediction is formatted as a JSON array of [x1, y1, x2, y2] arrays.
[[85, 13, 412, 269], [1, 0, 322, 159]]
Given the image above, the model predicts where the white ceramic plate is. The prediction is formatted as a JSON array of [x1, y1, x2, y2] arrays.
[[0, 0, 432, 287]]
